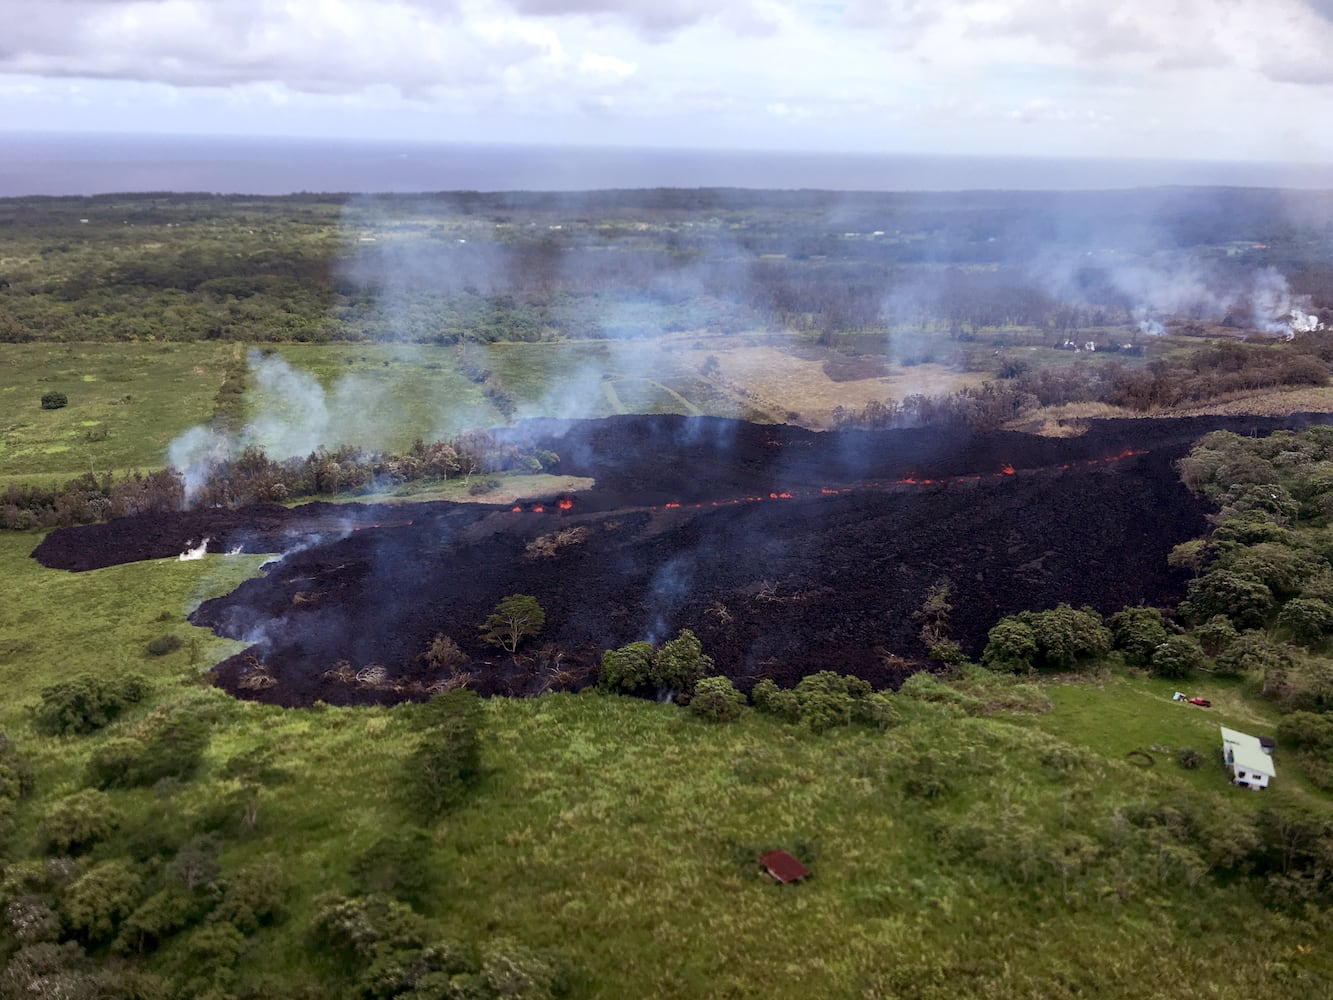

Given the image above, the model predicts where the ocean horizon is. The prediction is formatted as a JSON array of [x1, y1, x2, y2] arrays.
[[4, 131, 1333, 197]]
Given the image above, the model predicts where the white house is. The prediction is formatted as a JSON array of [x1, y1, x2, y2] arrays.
[[1220, 726, 1276, 790]]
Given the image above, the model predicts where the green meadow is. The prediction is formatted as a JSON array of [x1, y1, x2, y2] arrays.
[[2, 526, 1332, 996]]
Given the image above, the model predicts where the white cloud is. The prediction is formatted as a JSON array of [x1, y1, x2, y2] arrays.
[[2, 0, 1333, 160]]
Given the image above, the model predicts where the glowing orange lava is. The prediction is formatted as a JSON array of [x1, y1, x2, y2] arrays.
[[1000, 464, 1015, 476], [557, 498, 574, 510]]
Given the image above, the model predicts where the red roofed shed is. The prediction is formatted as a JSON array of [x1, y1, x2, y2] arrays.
[[758, 850, 810, 884]]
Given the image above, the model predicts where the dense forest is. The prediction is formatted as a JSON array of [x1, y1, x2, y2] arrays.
[[5, 188, 1333, 347]]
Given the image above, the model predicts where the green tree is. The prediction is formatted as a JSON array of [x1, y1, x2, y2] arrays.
[[1197, 615, 1238, 656], [652, 629, 713, 696], [60, 861, 143, 946], [1182, 570, 1274, 628], [982, 618, 1039, 673], [39, 789, 122, 855], [598, 641, 655, 694], [689, 677, 745, 722], [1108, 606, 1170, 667], [1276, 597, 1333, 646], [914, 578, 954, 649], [1150, 635, 1206, 680], [1215, 630, 1290, 680], [479, 595, 545, 654], [33, 674, 148, 736]]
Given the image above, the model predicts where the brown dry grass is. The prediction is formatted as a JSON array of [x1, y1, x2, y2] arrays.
[[675, 337, 983, 427]]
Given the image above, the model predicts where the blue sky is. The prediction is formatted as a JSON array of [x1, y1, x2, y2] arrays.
[[4, 0, 1333, 162]]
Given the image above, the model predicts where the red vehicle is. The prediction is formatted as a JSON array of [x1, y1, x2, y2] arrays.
[[1188, 697, 1212, 708]]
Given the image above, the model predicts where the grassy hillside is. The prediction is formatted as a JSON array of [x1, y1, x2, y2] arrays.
[[2, 531, 1332, 998]]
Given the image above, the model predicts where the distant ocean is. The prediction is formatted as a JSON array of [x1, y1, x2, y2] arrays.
[[4, 131, 1333, 197]]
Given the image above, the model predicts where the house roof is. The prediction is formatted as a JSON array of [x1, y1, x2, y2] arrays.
[[1220, 726, 1276, 778], [758, 849, 810, 883]]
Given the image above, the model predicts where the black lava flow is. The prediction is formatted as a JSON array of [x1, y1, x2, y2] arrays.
[[31, 413, 1331, 706]]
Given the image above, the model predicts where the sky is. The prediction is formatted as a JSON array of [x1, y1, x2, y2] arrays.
[[4, 0, 1333, 162]]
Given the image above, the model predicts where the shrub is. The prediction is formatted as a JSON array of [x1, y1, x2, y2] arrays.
[[60, 861, 143, 946], [1182, 570, 1274, 628], [310, 893, 432, 964], [750, 679, 799, 720], [983, 605, 1110, 673], [1277, 711, 1333, 752], [793, 672, 857, 733], [84, 712, 209, 790], [145, 634, 183, 657], [40, 392, 68, 410], [113, 885, 209, 955], [689, 677, 746, 722], [209, 860, 289, 934], [1177, 747, 1203, 770], [40, 789, 122, 855], [420, 634, 466, 672], [852, 692, 899, 730], [600, 630, 715, 698], [34, 674, 149, 736], [0, 733, 36, 802]]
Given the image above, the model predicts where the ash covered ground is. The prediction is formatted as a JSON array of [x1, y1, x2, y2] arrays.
[[32, 414, 1328, 706]]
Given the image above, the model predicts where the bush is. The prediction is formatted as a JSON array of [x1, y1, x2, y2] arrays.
[[145, 634, 183, 657], [689, 677, 745, 722], [981, 618, 1039, 672], [85, 714, 209, 789], [1277, 711, 1333, 752], [34, 674, 150, 736], [210, 859, 289, 934], [60, 861, 143, 946], [652, 629, 714, 696], [1177, 747, 1203, 770], [40, 392, 68, 410], [750, 679, 799, 720], [40, 789, 122, 855], [0, 733, 36, 802], [113, 885, 209, 955], [1182, 570, 1274, 628], [1197, 615, 1238, 656]]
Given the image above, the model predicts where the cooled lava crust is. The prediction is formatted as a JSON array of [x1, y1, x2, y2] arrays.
[[32, 413, 1332, 706]]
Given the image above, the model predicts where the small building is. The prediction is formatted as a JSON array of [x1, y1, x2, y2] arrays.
[[1220, 726, 1276, 790], [757, 850, 810, 884]]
